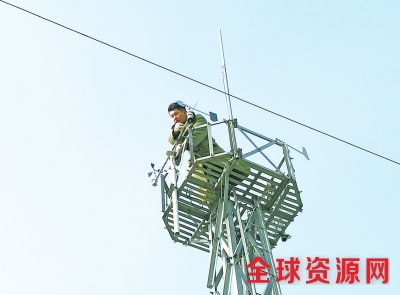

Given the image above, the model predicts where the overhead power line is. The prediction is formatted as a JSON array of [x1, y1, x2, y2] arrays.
[[1, 0, 399, 166]]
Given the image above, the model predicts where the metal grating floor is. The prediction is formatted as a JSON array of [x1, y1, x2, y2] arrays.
[[162, 155, 303, 252]]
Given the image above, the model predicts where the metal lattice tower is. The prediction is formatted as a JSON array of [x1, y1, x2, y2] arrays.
[[149, 32, 304, 295]]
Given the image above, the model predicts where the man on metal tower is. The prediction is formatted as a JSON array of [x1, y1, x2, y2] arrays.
[[167, 101, 249, 186], [167, 101, 224, 162]]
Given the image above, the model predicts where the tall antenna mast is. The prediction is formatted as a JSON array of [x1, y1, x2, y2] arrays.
[[219, 30, 238, 156], [219, 30, 234, 120]]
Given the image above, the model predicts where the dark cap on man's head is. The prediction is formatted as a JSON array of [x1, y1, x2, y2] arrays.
[[168, 102, 186, 112]]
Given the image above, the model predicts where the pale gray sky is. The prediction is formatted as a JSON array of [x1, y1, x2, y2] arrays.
[[1, 1, 399, 294]]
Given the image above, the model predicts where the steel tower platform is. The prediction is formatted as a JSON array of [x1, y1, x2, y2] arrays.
[[150, 119, 303, 295]]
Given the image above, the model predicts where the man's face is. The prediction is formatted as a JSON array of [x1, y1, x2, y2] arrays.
[[169, 108, 187, 123]]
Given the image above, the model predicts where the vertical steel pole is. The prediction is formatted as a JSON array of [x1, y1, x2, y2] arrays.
[[208, 196, 225, 288], [234, 191, 257, 295], [255, 200, 282, 295], [161, 174, 166, 212], [219, 30, 238, 155], [169, 155, 180, 235], [219, 30, 234, 121], [226, 201, 244, 295]]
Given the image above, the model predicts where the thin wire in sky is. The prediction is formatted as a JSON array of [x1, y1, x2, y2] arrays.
[[1, 0, 399, 166]]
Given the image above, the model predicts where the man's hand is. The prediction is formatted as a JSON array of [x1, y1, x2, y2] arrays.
[[175, 143, 183, 155], [173, 122, 185, 133], [174, 143, 184, 165]]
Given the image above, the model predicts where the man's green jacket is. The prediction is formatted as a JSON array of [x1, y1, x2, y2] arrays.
[[168, 114, 224, 159]]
